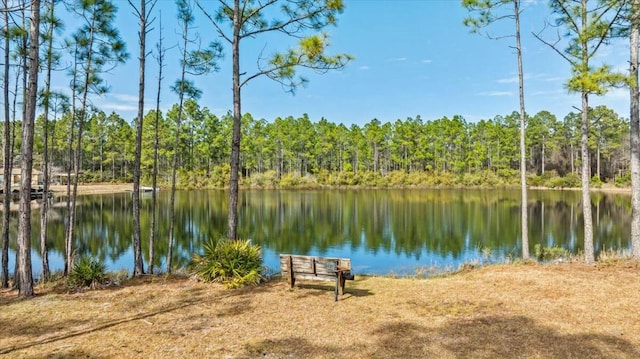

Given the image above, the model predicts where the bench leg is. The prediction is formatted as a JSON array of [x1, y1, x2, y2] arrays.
[[336, 271, 346, 301], [288, 256, 295, 288]]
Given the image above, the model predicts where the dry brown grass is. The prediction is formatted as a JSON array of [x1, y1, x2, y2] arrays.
[[49, 183, 133, 196], [2, 262, 640, 359]]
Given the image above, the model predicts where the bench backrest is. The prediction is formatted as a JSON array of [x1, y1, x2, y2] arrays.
[[280, 254, 351, 277]]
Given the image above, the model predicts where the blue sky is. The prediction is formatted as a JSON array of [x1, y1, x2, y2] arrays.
[[56, 0, 630, 127]]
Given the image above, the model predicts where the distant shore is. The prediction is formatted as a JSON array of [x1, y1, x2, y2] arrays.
[[45, 182, 633, 195], [49, 183, 135, 196]]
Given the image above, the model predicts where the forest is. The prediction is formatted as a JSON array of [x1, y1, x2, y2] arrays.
[[27, 101, 630, 188]]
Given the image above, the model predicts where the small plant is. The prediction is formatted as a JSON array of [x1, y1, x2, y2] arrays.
[[68, 256, 107, 289], [190, 238, 263, 289], [480, 246, 493, 262], [107, 269, 129, 286], [597, 248, 631, 266], [534, 244, 569, 261], [590, 175, 603, 188]]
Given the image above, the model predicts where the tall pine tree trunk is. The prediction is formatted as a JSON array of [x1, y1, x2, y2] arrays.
[[64, 49, 79, 275], [1, 0, 11, 288], [515, 0, 529, 260], [39, 0, 56, 282], [541, 136, 546, 175], [167, 6, 190, 272], [17, 0, 40, 297], [579, 1, 594, 263], [581, 89, 594, 263], [131, 0, 149, 276], [149, 16, 164, 275], [228, 0, 242, 240], [630, 0, 640, 259], [68, 22, 97, 276]]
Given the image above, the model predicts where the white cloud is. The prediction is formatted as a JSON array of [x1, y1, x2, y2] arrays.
[[110, 93, 140, 103], [497, 73, 549, 84], [540, 75, 565, 82], [421, 59, 432, 64], [99, 102, 138, 112], [497, 76, 519, 84], [359, 65, 371, 70], [479, 91, 513, 97], [603, 87, 629, 99], [386, 57, 407, 62], [529, 89, 565, 96]]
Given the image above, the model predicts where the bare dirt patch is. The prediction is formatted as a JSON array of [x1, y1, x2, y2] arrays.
[[2, 262, 640, 358], [49, 183, 133, 196]]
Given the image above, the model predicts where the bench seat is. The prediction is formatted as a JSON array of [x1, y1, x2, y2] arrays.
[[280, 254, 354, 301]]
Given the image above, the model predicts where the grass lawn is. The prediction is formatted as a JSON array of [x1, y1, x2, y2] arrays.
[[1, 261, 640, 358]]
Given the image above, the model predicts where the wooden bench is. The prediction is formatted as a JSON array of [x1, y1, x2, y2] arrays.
[[280, 254, 355, 301]]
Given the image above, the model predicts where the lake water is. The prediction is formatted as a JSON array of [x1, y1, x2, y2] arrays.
[[5, 189, 632, 276]]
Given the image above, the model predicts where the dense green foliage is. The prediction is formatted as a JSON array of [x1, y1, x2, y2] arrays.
[[189, 238, 262, 288], [27, 101, 631, 188], [534, 244, 570, 261], [67, 256, 107, 289]]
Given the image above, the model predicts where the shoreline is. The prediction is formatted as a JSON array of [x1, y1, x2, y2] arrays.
[[48, 183, 134, 196], [46, 183, 633, 195]]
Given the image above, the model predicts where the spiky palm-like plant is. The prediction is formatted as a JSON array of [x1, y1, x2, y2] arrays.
[[190, 238, 262, 289], [68, 256, 107, 289]]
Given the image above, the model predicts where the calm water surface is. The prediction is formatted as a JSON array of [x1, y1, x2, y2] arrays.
[[7, 189, 632, 276]]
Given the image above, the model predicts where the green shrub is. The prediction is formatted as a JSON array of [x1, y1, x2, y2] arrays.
[[68, 256, 107, 289], [387, 171, 407, 187], [546, 172, 580, 188], [435, 172, 454, 186], [461, 173, 481, 186], [190, 238, 263, 288], [529, 175, 543, 187], [249, 170, 278, 188], [277, 173, 319, 188], [337, 171, 356, 186], [534, 244, 569, 261], [614, 172, 631, 187], [210, 164, 230, 187], [497, 168, 518, 181], [279, 173, 301, 187]]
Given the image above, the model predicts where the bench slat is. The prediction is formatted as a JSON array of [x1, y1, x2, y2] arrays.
[[293, 273, 339, 281], [280, 254, 352, 273]]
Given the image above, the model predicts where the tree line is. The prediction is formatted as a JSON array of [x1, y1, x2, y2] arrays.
[[22, 101, 630, 187]]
